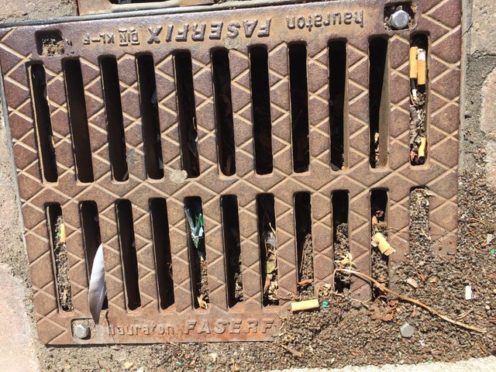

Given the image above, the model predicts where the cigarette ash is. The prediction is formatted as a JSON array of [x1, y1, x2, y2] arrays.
[[53, 215, 73, 311], [333, 223, 350, 291], [371, 209, 389, 299], [297, 233, 314, 299], [263, 226, 279, 305], [409, 36, 428, 165]]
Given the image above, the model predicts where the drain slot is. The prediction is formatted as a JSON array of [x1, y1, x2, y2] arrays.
[[63, 58, 94, 183], [289, 43, 309, 173], [27, 63, 58, 182], [136, 54, 164, 180], [329, 40, 347, 171], [184, 197, 209, 309], [221, 195, 243, 307], [332, 190, 349, 292], [46, 203, 73, 311], [212, 48, 236, 176], [80, 201, 108, 308], [257, 193, 278, 305], [100, 56, 128, 182], [115, 199, 141, 310], [409, 34, 428, 165], [369, 37, 389, 168], [149, 198, 175, 310], [371, 189, 389, 298], [294, 192, 313, 296], [174, 51, 200, 178], [250, 46, 273, 175], [409, 188, 431, 254]]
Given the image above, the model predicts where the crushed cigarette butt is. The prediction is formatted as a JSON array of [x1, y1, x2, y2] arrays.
[[372, 232, 396, 256]]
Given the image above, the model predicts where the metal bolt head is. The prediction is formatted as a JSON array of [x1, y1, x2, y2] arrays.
[[73, 323, 90, 339], [390, 8, 410, 30]]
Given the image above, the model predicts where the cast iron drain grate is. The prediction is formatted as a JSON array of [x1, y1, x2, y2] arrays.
[[0, 0, 461, 344]]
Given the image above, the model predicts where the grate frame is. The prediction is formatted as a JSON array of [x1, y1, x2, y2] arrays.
[[0, 0, 461, 344]]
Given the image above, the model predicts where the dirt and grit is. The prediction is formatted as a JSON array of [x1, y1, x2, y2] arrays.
[[41, 147, 496, 370]]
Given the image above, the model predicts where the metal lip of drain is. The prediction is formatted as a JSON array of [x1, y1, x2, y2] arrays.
[[0, 0, 461, 344]]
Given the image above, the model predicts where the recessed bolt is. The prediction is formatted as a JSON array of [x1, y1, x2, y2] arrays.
[[390, 7, 410, 30], [73, 323, 90, 339]]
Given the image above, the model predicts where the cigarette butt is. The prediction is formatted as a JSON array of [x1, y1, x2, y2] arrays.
[[417, 49, 427, 86], [58, 220, 66, 244], [409, 47, 418, 79], [372, 232, 396, 256], [418, 137, 427, 159], [290, 299, 320, 312], [372, 215, 379, 226]]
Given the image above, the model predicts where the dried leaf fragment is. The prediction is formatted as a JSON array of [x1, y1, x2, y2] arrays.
[[197, 293, 208, 309]]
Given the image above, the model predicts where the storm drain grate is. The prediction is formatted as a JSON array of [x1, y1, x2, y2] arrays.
[[0, 0, 461, 344]]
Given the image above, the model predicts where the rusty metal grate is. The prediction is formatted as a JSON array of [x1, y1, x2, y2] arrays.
[[0, 0, 461, 344]]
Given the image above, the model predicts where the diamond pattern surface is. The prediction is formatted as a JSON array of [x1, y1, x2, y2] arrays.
[[0, 0, 461, 344]]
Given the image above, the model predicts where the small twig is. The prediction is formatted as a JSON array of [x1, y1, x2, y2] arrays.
[[279, 344, 303, 358], [335, 268, 487, 334], [457, 308, 474, 320]]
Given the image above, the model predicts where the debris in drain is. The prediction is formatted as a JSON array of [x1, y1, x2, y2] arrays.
[[298, 233, 314, 298], [372, 132, 380, 167], [410, 188, 431, 254], [185, 209, 205, 255], [263, 225, 279, 304], [185, 206, 209, 309], [400, 322, 415, 338], [53, 215, 73, 311], [41, 36, 64, 56], [233, 261, 244, 304], [290, 298, 319, 312], [88, 243, 107, 324], [409, 40, 428, 165], [371, 207, 394, 256], [372, 232, 395, 256], [334, 223, 351, 290], [371, 203, 392, 297]]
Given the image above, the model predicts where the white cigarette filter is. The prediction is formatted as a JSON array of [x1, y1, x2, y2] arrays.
[[417, 49, 427, 86]]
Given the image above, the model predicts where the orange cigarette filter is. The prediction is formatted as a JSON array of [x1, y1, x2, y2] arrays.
[[417, 49, 427, 86], [409, 46, 418, 79]]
